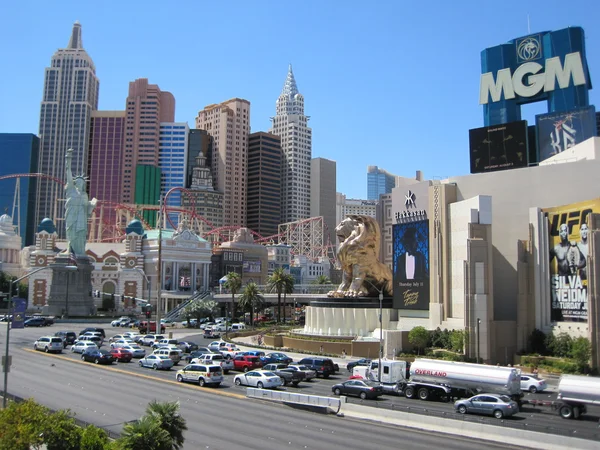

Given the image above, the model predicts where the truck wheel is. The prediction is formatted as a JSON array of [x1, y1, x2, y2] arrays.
[[493, 409, 504, 419], [404, 386, 416, 399], [560, 405, 573, 419], [418, 388, 429, 401], [457, 405, 467, 414]]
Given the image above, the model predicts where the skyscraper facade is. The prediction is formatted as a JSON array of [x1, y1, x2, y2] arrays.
[[88, 111, 125, 239], [270, 65, 312, 223], [122, 78, 175, 205], [310, 157, 337, 249], [0, 133, 40, 245], [195, 98, 250, 227], [367, 165, 397, 200], [247, 132, 282, 238], [159, 122, 189, 227], [186, 129, 212, 188], [36, 22, 99, 233]]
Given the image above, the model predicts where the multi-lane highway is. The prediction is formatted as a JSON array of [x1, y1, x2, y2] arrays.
[[2, 322, 599, 449]]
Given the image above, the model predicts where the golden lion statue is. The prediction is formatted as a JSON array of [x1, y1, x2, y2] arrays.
[[328, 215, 393, 298]]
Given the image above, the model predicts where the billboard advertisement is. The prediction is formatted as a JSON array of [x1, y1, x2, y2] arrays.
[[11, 298, 27, 329], [536, 106, 597, 162], [392, 220, 429, 310], [544, 198, 600, 322], [243, 260, 261, 273], [469, 120, 529, 173]]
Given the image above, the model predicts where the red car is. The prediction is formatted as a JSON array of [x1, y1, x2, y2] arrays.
[[110, 347, 133, 362], [233, 355, 263, 372]]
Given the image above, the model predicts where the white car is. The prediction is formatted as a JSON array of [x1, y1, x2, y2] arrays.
[[152, 338, 179, 349], [111, 317, 131, 327], [122, 332, 141, 340], [120, 344, 146, 358], [286, 364, 317, 381], [71, 341, 99, 354], [33, 336, 64, 353], [109, 334, 129, 343], [192, 353, 234, 374], [234, 370, 283, 389], [141, 334, 165, 347], [219, 346, 241, 360], [520, 375, 548, 393], [110, 339, 135, 349], [207, 340, 226, 351]]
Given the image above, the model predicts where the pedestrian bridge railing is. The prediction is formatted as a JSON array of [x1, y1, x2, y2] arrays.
[[246, 387, 341, 413]]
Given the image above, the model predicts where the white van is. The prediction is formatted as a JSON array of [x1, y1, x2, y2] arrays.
[[230, 323, 246, 332]]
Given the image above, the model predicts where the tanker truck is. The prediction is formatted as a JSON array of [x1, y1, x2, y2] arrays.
[[526, 374, 600, 419], [358, 359, 522, 403]]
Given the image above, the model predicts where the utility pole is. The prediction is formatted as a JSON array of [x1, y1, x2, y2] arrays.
[[156, 196, 163, 335]]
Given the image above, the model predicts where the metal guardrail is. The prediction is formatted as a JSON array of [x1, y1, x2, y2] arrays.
[[246, 387, 341, 413]]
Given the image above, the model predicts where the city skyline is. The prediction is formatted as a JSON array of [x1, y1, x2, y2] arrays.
[[1, 2, 599, 203]]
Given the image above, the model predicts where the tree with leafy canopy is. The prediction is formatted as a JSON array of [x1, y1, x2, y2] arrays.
[[313, 275, 331, 285], [570, 336, 591, 370], [79, 425, 111, 450], [223, 271, 242, 333], [408, 326, 430, 355], [237, 282, 265, 328], [183, 298, 217, 328], [145, 400, 187, 450], [115, 415, 172, 450], [267, 268, 287, 323], [281, 272, 294, 323]]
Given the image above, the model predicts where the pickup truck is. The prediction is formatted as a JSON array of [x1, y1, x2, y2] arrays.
[[262, 363, 306, 386]]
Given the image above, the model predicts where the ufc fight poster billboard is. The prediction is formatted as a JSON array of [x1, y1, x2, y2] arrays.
[[536, 106, 597, 163], [392, 220, 429, 310], [544, 198, 600, 322]]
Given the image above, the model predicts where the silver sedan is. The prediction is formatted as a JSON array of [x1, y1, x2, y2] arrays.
[[454, 394, 519, 419], [138, 354, 174, 370], [233, 370, 283, 389]]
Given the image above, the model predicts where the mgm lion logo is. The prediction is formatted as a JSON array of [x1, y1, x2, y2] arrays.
[[328, 215, 393, 298]]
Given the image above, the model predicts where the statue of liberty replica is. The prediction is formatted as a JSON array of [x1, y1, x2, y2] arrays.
[[44, 148, 98, 317]]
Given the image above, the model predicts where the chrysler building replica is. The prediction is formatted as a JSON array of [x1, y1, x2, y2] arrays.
[[270, 65, 312, 223]]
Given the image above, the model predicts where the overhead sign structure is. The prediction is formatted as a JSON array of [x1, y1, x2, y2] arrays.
[[479, 27, 592, 127]]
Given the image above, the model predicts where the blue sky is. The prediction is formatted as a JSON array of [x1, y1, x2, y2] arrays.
[[1, 0, 598, 199]]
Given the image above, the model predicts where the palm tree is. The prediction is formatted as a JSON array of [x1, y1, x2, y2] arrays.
[[237, 282, 265, 328], [223, 271, 242, 337], [117, 416, 171, 450], [267, 268, 287, 323], [313, 275, 331, 285], [145, 400, 187, 450], [281, 273, 294, 323]]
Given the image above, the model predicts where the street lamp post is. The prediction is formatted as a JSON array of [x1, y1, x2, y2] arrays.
[[3, 265, 75, 407], [476, 318, 481, 364]]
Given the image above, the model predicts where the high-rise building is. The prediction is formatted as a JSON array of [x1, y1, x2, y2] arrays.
[[336, 193, 377, 222], [122, 78, 175, 205], [36, 22, 99, 234], [247, 132, 282, 238], [88, 111, 125, 239], [367, 166, 397, 200], [270, 65, 312, 223], [159, 122, 189, 227], [186, 129, 212, 188], [310, 157, 337, 248], [195, 98, 250, 227], [0, 133, 40, 245], [181, 152, 224, 234]]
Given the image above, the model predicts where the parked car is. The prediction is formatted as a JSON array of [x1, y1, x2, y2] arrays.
[[152, 338, 179, 350], [332, 379, 384, 400], [81, 348, 115, 365], [263, 352, 293, 365], [110, 339, 135, 349], [207, 341, 226, 352], [177, 341, 199, 353], [33, 336, 63, 353], [233, 370, 283, 389], [176, 364, 224, 387], [138, 321, 165, 334], [138, 354, 174, 370], [70, 341, 99, 354], [111, 317, 132, 327], [454, 394, 519, 419], [219, 345, 241, 360], [285, 364, 317, 381], [25, 317, 49, 327], [141, 334, 165, 347], [109, 334, 129, 343], [297, 358, 335, 378], [346, 358, 372, 372], [203, 329, 221, 339], [122, 332, 141, 340], [233, 355, 264, 372], [520, 375, 548, 393], [153, 347, 182, 365], [120, 344, 146, 358], [79, 327, 106, 338], [241, 350, 266, 359], [54, 331, 77, 347], [262, 363, 305, 386], [192, 353, 233, 374], [184, 348, 215, 363], [110, 347, 133, 362], [77, 335, 103, 348]]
